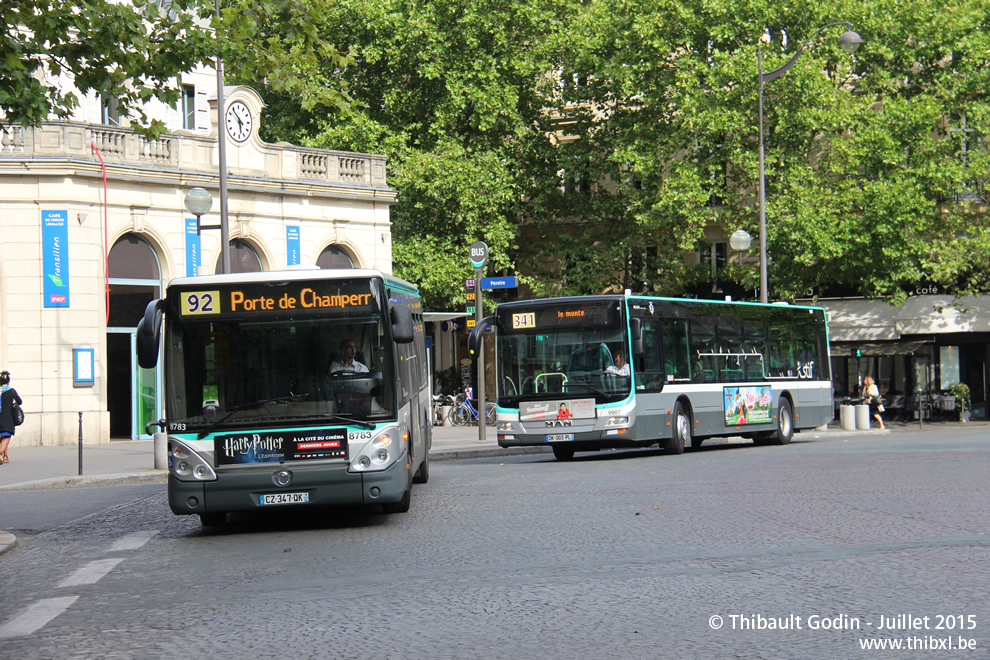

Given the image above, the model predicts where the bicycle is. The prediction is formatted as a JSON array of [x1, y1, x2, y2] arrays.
[[447, 391, 496, 426]]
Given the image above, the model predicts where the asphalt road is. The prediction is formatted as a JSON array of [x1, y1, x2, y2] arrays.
[[0, 427, 986, 658]]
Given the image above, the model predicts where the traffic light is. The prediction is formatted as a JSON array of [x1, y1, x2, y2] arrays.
[[854, 347, 862, 358]]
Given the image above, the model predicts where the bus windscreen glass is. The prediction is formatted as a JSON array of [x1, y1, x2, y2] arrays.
[[495, 300, 630, 405], [164, 278, 397, 433]]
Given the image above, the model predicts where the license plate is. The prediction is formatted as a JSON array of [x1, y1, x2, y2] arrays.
[[260, 492, 310, 506], [546, 434, 575, 442]]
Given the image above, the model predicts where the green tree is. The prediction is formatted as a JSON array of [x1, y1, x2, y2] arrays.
[[1, 0, 352, 138], [563, 0, 990, 301], [272, 0, 573, 309]]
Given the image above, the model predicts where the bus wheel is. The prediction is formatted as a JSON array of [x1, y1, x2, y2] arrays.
[[413, 448, 430, 484], [199, 512, 226, 527], [666, 402, 689, 454], [552, 445, 575, 461], [769, 399, 794, 445]]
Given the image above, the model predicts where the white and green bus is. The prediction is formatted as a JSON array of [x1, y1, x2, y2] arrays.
[[137, 267, 431, 525], [470, 295, 832, 460]]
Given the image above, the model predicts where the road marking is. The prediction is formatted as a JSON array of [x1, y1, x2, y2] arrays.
[[0, 597, 79, 639], [109, 530, 159, 552], [57, 558, 125, 588]]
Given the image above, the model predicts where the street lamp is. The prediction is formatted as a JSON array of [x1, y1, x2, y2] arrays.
[[758, 23, 862, 303], [184, 187, 215, 235]]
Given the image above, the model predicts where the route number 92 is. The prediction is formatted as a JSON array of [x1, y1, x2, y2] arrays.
[[181, 291, 221, 316]]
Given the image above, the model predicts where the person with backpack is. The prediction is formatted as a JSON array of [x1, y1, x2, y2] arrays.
[[0, 370, 23, 464]]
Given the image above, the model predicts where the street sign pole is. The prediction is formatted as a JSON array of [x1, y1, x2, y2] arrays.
[[475, 268, 484, 442], [469, 241, 488, 442]]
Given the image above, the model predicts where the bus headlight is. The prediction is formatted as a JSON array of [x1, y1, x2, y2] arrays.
[[605, 416, 629, 426], [168, 437, 217, 482], [349, 430, 402, 473], [497, 421, 514, 432]]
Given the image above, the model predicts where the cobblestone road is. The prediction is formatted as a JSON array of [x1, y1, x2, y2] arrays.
[[1, 428, 987, 658]]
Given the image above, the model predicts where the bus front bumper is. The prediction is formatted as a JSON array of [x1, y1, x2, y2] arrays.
[[168, 457, 409, 515]]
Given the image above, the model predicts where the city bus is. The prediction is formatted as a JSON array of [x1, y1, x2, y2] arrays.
[[136, 267, 431, 525], [469, 295, 832, 460]]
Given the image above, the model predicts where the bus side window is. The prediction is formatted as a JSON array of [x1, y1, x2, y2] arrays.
[[636, 318, 664, 393], [659, 317, 691, 381]]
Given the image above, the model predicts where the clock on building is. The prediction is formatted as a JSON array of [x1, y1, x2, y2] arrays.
[[224, 100, 253, 142]]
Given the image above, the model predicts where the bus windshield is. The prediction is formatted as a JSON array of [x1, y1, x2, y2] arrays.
[[495, 299, 630, 405], [163, 277, 397, 434]]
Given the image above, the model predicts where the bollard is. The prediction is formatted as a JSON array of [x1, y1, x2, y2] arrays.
[[855, 404, 871, 430], [154, 432, 168, 469], [78, 411, 84, 475], [839, 405, 855, 431]]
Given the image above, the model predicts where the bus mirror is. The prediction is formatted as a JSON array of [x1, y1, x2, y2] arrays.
[[137, 299, 165, 369], [467, 316, 494, 359], [630, 317, 645, 357], [391, 304, 415, 343]]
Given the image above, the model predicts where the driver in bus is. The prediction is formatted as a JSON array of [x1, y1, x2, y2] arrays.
[[605, 352, 630, 376], [329, 339, 369, 374]]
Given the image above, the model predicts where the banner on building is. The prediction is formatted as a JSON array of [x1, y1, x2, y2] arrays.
[[42, 210, 70, 307], [286, 226, 300, 266], [185, 218, 200, 277]]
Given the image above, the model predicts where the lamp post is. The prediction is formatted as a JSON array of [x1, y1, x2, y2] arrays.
[[184, 187, 215, 235], [758, 23, 862, 303]]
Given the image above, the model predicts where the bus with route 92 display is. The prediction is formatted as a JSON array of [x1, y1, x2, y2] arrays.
[[136, 267, 431, 526], [469, 294, 832, 461]]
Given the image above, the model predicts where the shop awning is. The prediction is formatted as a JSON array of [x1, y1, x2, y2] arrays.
[[424, 312, 469, 322], [819, 295, 990, 342], [828, 340, 932, 357]]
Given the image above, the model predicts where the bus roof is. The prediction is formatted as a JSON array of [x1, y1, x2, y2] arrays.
[[167, 267, 419, 295], [496, 294, 825, 313]]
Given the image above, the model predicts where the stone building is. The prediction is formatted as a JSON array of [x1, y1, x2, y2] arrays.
[[0, 77, 396, 446]]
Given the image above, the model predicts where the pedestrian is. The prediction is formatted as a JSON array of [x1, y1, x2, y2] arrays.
[[0, 370, 23, 464], [863, 376, 885, 430]]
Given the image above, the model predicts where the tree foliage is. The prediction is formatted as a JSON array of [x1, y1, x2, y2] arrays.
[[1, 0, 351, 138]]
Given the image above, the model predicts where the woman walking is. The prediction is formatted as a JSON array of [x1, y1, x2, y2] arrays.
[[863, 375, 885, 430], [0, 370, 23, 463]]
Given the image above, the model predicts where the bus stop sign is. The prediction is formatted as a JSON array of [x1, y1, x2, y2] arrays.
[[470, 241, 488, 269]]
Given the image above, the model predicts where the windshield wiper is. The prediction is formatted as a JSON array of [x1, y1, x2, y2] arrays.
[[197, 393, 310, 439], [313, 413, 375, 430]]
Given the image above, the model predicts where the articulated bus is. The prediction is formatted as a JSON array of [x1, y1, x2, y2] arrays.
[[470, 295, 832, 460], [137, 267, 431, 526]]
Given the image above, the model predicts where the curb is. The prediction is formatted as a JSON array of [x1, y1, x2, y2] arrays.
[[0, 531, 17, 557], [0, 471, 167, 493]]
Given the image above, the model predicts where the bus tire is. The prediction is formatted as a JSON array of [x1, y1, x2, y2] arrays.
[[769, 399, 794, 445], [666, 402, 689, 454], [199, 512, 226, 527], [413, 447, 430, 484], [552, 445, 575, 461], [382, 487, 411, 513]]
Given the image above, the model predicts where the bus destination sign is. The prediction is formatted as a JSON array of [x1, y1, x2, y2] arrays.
[[177, 281, 376, 317]]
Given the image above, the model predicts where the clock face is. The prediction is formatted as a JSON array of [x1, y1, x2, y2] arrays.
[[225, 101, 252, 142]]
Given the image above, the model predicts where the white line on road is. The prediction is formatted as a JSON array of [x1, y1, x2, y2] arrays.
[[109, 530, 159, 552], [57, 558, 125, 588], [0, 597, 79, 639]]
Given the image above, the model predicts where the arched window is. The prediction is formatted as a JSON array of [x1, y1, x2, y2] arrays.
[[108, 234, 161, 327], [317, 244, 355, 269], [216, 238, 263, 274]]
